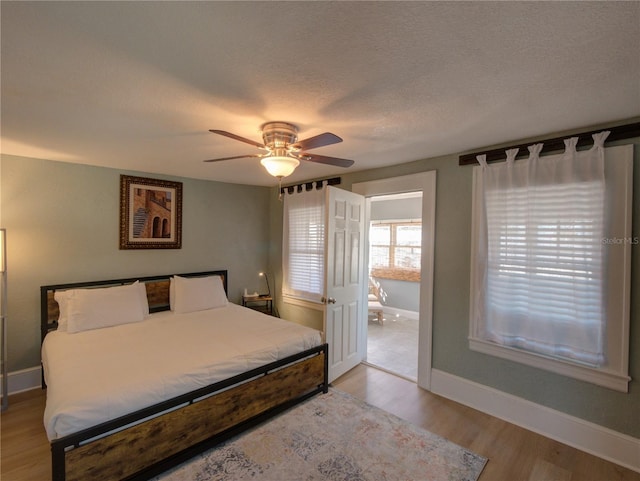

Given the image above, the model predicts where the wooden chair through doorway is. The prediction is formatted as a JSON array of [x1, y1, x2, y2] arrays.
[[368, 277, 384, 325]]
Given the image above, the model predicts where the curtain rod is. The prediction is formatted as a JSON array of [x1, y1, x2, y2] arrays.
[[280, 176, 341, 194], [458, 121, 640, 166]]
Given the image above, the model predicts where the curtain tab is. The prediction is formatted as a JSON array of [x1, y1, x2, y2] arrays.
[[476, 154, 488, 168], [592, 131, 610, 149], [563, 137, 579, 153], [505, 148, 519, 165], [527, 143, 543, 159]]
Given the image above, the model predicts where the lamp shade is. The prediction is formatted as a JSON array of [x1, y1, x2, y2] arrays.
[[260, 156, 300, 178]]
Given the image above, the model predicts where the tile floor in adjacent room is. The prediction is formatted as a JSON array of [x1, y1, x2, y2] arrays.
[[366, 310, 418, 380]]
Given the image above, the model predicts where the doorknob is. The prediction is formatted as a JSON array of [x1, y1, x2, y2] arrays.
[[321, 296, 337, 304]]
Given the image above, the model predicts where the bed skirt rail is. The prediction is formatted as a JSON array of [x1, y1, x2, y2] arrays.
[[51, 343, 329, 481]]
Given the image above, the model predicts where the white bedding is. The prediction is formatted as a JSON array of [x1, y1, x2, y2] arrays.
[[41, 303, 322, 440]]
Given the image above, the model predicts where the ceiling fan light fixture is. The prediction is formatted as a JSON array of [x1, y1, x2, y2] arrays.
[[260, 155, 300, 178]]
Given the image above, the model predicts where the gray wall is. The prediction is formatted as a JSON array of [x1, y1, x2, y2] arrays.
[[372, 278, 420, 312], [370, 196, 422, 220], [1, 154, 271, 372], [3, 124, 639, 440], [269, 131, 640, 439]]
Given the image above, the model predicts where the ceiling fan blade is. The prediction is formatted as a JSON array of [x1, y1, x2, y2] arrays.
[[203, 154, 263, 163], [209, 129, 265, 148], [301, 153, 354, 168], [291, 132, 342, 151]]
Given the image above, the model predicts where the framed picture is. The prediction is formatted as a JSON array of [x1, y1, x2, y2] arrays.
[[119, 175, 182, 249]]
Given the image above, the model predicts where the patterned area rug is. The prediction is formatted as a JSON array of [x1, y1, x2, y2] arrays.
[[153, 389, 487, 481]]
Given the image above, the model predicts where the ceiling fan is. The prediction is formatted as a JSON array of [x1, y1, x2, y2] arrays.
[[204, 122, 355, 179]]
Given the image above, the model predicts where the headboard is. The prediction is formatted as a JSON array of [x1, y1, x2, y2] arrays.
[[40, 270, 228, 343]]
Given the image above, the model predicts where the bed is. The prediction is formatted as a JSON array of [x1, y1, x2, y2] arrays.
[[40, 270, 328, 481]]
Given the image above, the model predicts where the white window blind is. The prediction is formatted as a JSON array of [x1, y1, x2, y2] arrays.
[[282, 188, 325, 303], [482, 179, 605, 365], [470, 134, 633, 391]]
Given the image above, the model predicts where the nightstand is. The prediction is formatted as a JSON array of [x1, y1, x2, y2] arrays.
[[242, 295, 273, 315]]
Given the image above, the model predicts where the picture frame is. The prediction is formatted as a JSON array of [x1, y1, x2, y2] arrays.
[[119, 175, 182, 249]]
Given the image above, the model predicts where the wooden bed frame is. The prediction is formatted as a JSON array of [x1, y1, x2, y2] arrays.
[[40, 270, 329, 481]]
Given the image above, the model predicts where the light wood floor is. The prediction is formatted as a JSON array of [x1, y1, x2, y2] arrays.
[[333, 365, 640, 481], [1, 364, 639, 481]]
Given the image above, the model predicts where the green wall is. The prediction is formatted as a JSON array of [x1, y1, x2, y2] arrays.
[[269, 133, 640, 439], [2, 124, 638, 440], [1, 154, 271, 372]]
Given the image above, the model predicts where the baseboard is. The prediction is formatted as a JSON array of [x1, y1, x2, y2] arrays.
[[430, 369, 640, 473], [380, 306, 419, 321], [1, 366, 42, 397]]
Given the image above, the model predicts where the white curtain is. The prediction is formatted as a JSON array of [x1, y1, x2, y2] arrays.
[[282, 187, 325, 303], [472, 132, 609, 366]]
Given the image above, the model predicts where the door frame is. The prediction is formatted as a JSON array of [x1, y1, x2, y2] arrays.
[[352, 171, 436, 390]]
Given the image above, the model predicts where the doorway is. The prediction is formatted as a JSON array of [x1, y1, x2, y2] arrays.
[[353, 171, 436, 390], [366, 192, 422, 380]]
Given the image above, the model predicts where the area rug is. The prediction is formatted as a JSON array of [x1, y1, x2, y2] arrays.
[[153, 388, 487, 481]]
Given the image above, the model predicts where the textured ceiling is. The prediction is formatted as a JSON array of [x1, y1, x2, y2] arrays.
[[1, 1, 639, 186]]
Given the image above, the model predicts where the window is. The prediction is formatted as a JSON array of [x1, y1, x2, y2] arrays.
[[370, 221, 421, 281], [469, 140, 632, 392], [481, 180, 605, 365], [282, 188, 325, 304]]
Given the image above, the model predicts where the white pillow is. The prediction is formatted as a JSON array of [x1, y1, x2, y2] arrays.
[[169, 277, 176, 311], [171, 275, 227, 314], [54, 290, 71, 332], [56, 281, 149, 332], [136, 281, 150, 317], [66, 282, 146, 333]]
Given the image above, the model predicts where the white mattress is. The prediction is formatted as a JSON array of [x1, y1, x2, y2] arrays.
[[41, 303, 322, 440]]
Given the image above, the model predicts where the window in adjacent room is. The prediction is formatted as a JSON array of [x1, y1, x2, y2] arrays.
[[370, 221, 422, 282]]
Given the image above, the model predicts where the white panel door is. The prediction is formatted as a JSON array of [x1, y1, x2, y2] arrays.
[[324, 186, 365, 382]]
